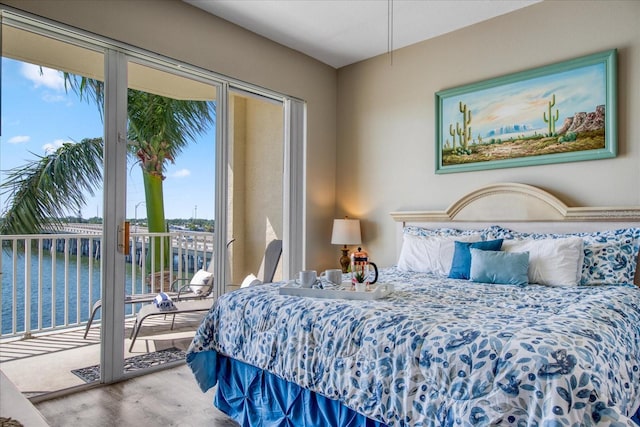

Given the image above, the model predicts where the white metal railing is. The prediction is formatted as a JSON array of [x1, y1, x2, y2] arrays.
[[0, 230, 214, 339]]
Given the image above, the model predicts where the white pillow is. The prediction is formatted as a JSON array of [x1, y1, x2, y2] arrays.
[[241, 273, 262, 288], [502, 237, 584, 286], [397, 233, 481, 276], [189, 269, 213, 295]]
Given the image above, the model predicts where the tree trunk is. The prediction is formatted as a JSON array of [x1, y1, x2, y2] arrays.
[[142, 171, 170, 276]]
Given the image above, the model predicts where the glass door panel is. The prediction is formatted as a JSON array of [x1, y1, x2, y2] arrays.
[[0, 23, 106, 393], [123, 59, 217, 364], [226, 90, 284, 290]]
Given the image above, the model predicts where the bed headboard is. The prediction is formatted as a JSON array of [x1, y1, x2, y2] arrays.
[[390, 183, 640, 286]]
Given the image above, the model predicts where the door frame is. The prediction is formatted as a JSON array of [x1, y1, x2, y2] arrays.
[[100, 49, 128, 383]]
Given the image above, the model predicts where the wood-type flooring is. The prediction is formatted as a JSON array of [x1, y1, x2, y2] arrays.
[[35, 364, 238, 427]]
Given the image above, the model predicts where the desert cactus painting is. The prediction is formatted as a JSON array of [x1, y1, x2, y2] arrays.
[[435, 49, 616, 173]]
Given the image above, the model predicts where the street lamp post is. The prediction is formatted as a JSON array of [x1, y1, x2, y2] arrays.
[[134, 201, 146, 267], [134, 201, 146, 233]]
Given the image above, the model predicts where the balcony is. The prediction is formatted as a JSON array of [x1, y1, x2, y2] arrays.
[[0, 227, 214, 397]]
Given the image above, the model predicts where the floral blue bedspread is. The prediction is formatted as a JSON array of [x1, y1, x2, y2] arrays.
[[187, 267, 640, 426]]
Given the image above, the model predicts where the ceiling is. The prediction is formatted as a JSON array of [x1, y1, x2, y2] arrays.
[[184, 0, 541, 68]]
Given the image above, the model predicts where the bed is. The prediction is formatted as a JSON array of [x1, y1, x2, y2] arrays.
[[187, 183, 640, 426]]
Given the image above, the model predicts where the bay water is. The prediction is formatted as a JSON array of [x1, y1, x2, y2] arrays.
[[1, 247, 142, 336]]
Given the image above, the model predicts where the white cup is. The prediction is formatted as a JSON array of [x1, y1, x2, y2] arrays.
[[321, 269, 343, 285], [299, 270, 317, 288]]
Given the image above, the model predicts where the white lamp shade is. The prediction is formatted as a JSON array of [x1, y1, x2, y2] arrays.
[[331, 219, 362, 245]]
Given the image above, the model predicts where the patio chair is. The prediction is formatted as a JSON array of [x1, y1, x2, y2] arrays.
[[83, 264, 214, 339], [128, 239, 282, 352], [251, 238, 283, 284]]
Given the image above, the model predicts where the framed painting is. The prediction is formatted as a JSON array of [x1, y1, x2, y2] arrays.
[[435, 49, 617, 174]]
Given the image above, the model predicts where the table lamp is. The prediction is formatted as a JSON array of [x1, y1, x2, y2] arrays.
[[331, 218, 362, 273]]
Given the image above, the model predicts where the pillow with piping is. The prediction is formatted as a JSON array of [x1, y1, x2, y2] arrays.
[[470, 249, 529, 286]]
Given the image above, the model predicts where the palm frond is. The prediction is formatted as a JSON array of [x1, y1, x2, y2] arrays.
[[62, 75, 215, 178], [128, 90, 215, 176], [64, 74, 105, 119], [0, 138, 103, 235]]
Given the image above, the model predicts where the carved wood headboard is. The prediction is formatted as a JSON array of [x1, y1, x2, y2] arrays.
[[390, 183, 640, 286]]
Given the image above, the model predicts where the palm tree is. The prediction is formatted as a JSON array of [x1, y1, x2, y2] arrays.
[[1, 73, 215, 270], [1, 138, 103, 234]]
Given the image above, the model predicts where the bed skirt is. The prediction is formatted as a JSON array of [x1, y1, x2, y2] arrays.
[[193, 352, 640, 426], [214, 354, 388, 427]]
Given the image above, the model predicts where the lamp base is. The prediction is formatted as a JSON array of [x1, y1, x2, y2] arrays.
[[339, 247, 350, 273]]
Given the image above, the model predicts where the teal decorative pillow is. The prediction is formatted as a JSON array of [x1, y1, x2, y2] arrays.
[[448, 239, 503, 280], [469, 249, 529, 286]]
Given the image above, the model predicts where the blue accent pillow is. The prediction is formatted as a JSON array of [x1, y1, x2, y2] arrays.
[[448, 239, 503, 279], [469, 249, 530, 286]]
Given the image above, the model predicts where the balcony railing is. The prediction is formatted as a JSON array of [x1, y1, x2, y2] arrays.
[[0, 229, 214, 339]]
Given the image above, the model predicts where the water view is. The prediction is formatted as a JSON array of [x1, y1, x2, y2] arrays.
[[1, 230, 213, 338], [2, 246, 133, 335]]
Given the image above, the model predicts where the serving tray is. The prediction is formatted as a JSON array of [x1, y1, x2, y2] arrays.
[[278, 282, 394, 300]]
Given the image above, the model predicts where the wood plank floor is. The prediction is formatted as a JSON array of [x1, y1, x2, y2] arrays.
[[35, 364, 239, 427]]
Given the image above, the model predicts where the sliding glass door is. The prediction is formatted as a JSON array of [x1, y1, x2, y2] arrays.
[[1, 8, 304, 397]]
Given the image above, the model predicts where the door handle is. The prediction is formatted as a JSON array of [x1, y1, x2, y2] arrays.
[[118, 221, 130, 255]]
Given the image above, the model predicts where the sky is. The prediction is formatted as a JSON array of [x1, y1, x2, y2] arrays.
[[1, 57, 216, 220]]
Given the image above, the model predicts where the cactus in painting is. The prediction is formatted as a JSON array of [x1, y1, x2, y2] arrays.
[[458, 102, 472, 149], [449, 124, 457, 149], [446, 101, 473, 153], [543, 94, 559, 136], [455, 122, 470, 148], [558, 131, 577, 143]]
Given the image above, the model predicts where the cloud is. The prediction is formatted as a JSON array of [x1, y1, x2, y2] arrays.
[[171, 169, 191, 178], [42, 93, 67, 103], [43, 139, 72, 154], [21, 63, 65, 91], [8, 135, 30, 144]]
